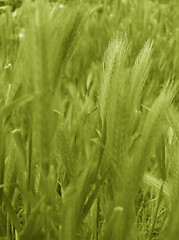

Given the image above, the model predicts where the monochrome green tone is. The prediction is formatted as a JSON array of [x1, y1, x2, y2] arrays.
[[0, 0, 178, 239]]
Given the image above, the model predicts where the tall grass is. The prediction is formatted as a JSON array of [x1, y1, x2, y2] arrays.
[[0, 0, 178, 239]]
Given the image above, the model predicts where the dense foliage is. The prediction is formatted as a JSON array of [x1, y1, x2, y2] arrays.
[[0, 0, 178, 239]]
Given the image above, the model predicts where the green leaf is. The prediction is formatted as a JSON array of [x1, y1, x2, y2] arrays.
[[81, 168, 109, 222], [3, 192, 22, 232], [0, 94, 33, 119], [155, 134, 166, 181]]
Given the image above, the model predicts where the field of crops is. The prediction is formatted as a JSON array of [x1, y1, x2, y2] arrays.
[[0, 0, 178, 239]]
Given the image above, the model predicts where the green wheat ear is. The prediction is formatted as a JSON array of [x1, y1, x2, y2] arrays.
[[99, 32, 128, 127], [99, 34, 154, 177], [129, 39, 153, 110]]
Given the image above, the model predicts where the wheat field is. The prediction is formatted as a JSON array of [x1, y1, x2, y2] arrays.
[[0, 0, 179, 239]]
